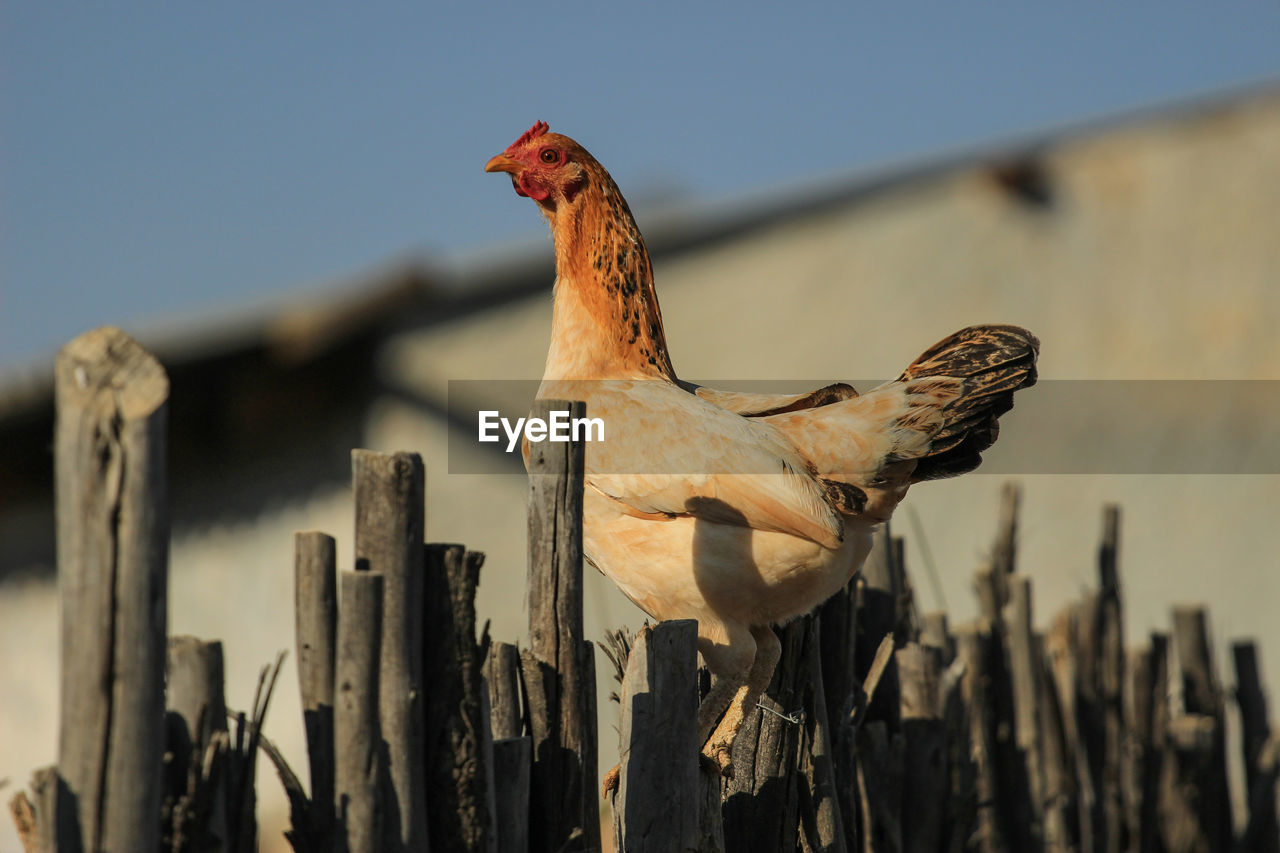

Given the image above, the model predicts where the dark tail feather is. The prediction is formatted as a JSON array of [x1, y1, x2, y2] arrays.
[[899, 324, 1039, 481]]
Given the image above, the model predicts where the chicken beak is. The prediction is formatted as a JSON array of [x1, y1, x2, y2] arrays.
[[484, 153, 520, 175]]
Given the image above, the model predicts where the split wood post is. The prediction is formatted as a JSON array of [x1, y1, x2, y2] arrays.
[[486, 641, 532, 853], [1096, 506, 1124, 853], [1134, 633, 1169, 853], [352, 450, 429, 853], [166, 636, 230, 846], [423, 544, 493, 852], [859, 530, 901, 730], [723, 618, 810, 853], [55, 326, 169, 853], [1037, 633, 1076, 853], [799, 615, 848, 853], [492, 738, 532, 853], [1070, 593, 1104, 853], [1002, 576, 1045, 845], [955, 625, 1005, 853], [611, 620, 700, 853], [522, 398, 599, 852], [335, 570, 384, 853], [1169, 606, 1231, 853], [486, 642, 523, 741], [1233, 641, 1278, 851], [295, 530, 338, 841], [897, 643, 945, 853], [817, 578, 861, 852], [973, 567, 1034, 851]]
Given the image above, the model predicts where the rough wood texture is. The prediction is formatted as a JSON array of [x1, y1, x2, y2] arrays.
[[423, 544, 493, 853], [817, 577, 860, 853], [956, 625, 1004, 853], [352, 449, 428, 853], [523, 398, 598, 852], [294, 530, 338, 839], [897, 643, 945, 853], [1170, 606, 1231, 852], [486, 642, 523, 741], [335, 570, 384, 853], [799, 615, 847, 853], [859, 531, 902, 729], [492, 737, 532, 853], [165, 636, 230, 848], [612, 620, 700, 853], [1003, 576, 1045, 841], [1096, 505, 1125, 853], [1233, 641, 1278, 851], [55, 326, 169, 853], [723, 618, 809, 853]]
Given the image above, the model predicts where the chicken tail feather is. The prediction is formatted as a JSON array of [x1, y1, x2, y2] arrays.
[[899, 324, 1040, 481]]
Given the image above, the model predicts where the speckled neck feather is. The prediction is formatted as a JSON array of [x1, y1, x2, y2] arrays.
[[543, 160, 677, 381]]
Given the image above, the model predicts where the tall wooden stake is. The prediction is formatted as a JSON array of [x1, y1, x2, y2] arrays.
[[523, 398, 598, 851], [55, 326, 169, 853]]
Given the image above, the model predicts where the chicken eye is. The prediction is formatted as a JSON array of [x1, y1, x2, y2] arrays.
[[540, 148, 559, 164]]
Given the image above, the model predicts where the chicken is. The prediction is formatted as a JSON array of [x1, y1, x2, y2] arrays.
[[484, 121, 1039, 778]]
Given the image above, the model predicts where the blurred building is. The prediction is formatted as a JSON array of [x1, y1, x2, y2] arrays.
[[3, 83, 1278, 845]]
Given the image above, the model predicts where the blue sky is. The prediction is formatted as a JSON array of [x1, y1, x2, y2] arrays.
[[4, 2, 1279, 367]]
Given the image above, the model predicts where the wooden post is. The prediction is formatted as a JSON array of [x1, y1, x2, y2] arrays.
[[897, 643, 945, 853], [522, 398, 598, 851], [859, 530, 901, 730], [166, 636, 230, 846], [1170, 606, 1231, 852], [1003, 577, 1045, 842], [799, 615, 848, 853], [1233, 641, 1278, 850], [423, 544, 494, 852], [818, 577, 861, 852], [611, 620, 700, 853], [956, 625, 1005, 853], [335, 570, 384, 853], [486, 642, 523, 741], [295, 530, 338, 841], [55, 326, 169, 853], [492, 738, 532, 853], [1126, 633, 1168, 853], [723, 619, 808, 853], [1096, 506, 1124, 853], [353, 450, 429, 853]]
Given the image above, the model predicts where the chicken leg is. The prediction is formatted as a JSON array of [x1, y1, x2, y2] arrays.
[[698, 625, 782, 777]]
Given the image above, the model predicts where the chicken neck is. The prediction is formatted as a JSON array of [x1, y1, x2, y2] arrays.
[[542, 172, 677, 381]]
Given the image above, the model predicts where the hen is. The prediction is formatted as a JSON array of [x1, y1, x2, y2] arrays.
[[485, 121, 1038, 777]]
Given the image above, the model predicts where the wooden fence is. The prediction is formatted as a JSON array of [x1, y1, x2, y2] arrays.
[[8, 326, 1280, 852]]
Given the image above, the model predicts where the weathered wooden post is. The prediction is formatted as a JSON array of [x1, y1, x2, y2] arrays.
[[897, 642, 945, 853], [55, 326, 169, 852], [487, 642, 531, 853], [295, 530, 339, 842], [353, 450, 430, 853], [335, 570, 385, 853], [166, 636, 230, 846], [522, 398, 599, 851], [422, 544, 494, 852], [611, 620, 701, 853]]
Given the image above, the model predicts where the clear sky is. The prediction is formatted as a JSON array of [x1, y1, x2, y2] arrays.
[[4, 2, 1279, 367]]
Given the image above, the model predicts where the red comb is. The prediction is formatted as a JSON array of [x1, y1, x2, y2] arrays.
[[509, 120, 550, 150]]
